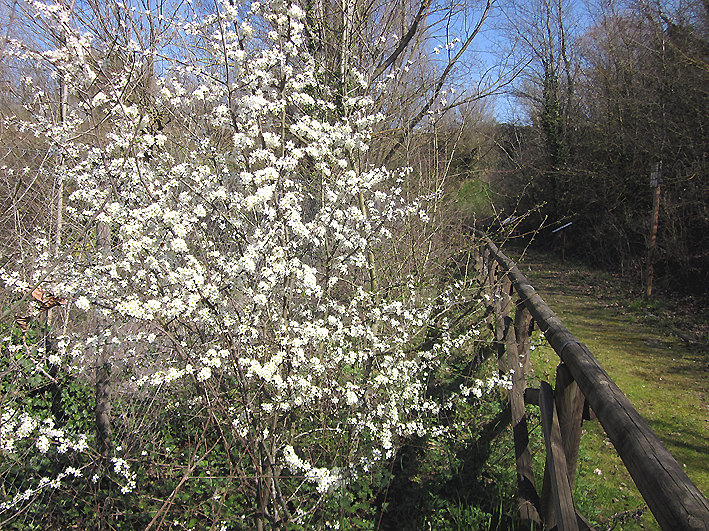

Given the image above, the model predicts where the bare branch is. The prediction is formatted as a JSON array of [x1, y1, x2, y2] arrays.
[[372, 0, 433, 80]]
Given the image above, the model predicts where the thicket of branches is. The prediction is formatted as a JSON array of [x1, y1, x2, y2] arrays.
[[497, 0, 709, 293]]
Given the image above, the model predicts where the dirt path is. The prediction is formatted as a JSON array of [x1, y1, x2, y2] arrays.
[[512, 248, 709, 529]]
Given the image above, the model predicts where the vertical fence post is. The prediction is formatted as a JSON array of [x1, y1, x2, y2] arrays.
[[496, 274, 513, 375], [541, 364, 586, 529], [508, 298, 542, 526], [540, 381, 580, 531], [513, 302, 533, 391], [555, 364, 585, 489]]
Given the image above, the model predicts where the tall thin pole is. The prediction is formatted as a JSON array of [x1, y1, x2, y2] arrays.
[[645, 162, 661, 298], [645, 24, 667, 299]]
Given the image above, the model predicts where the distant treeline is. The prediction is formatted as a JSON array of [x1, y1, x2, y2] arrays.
[[489, 1, 709, 294]]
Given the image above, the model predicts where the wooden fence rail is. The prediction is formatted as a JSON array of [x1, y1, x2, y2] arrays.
[[474, 232, 709, 531]]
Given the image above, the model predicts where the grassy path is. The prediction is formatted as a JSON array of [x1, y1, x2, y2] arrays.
[[511, 248, 709, 530]]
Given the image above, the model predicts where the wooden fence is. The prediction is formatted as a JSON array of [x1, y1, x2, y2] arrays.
[[474, 232, 709, 531]]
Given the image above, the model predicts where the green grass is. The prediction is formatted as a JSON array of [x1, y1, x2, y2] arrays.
[[455, 179, 496, 219], [512, 249, 709, 530]]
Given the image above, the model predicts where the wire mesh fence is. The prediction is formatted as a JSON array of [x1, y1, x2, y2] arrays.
[[0, 145, 59, 268]]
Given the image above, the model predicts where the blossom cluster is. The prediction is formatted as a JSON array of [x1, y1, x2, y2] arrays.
[[0, 408, 88, 456], [0, 465, 84, 514], [283, 445, 345, 494], [0, 407, 89, 513]]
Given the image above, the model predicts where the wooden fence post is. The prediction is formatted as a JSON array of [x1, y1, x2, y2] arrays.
[[540, 381, 580, 531], [494, 274, 512, 376], [555, 363, 585, 489], [508, 300, 542, 526], [541, 364, 587, 529]]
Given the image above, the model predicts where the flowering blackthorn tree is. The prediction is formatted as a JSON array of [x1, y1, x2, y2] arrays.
[[0, 0, 509, 528]]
